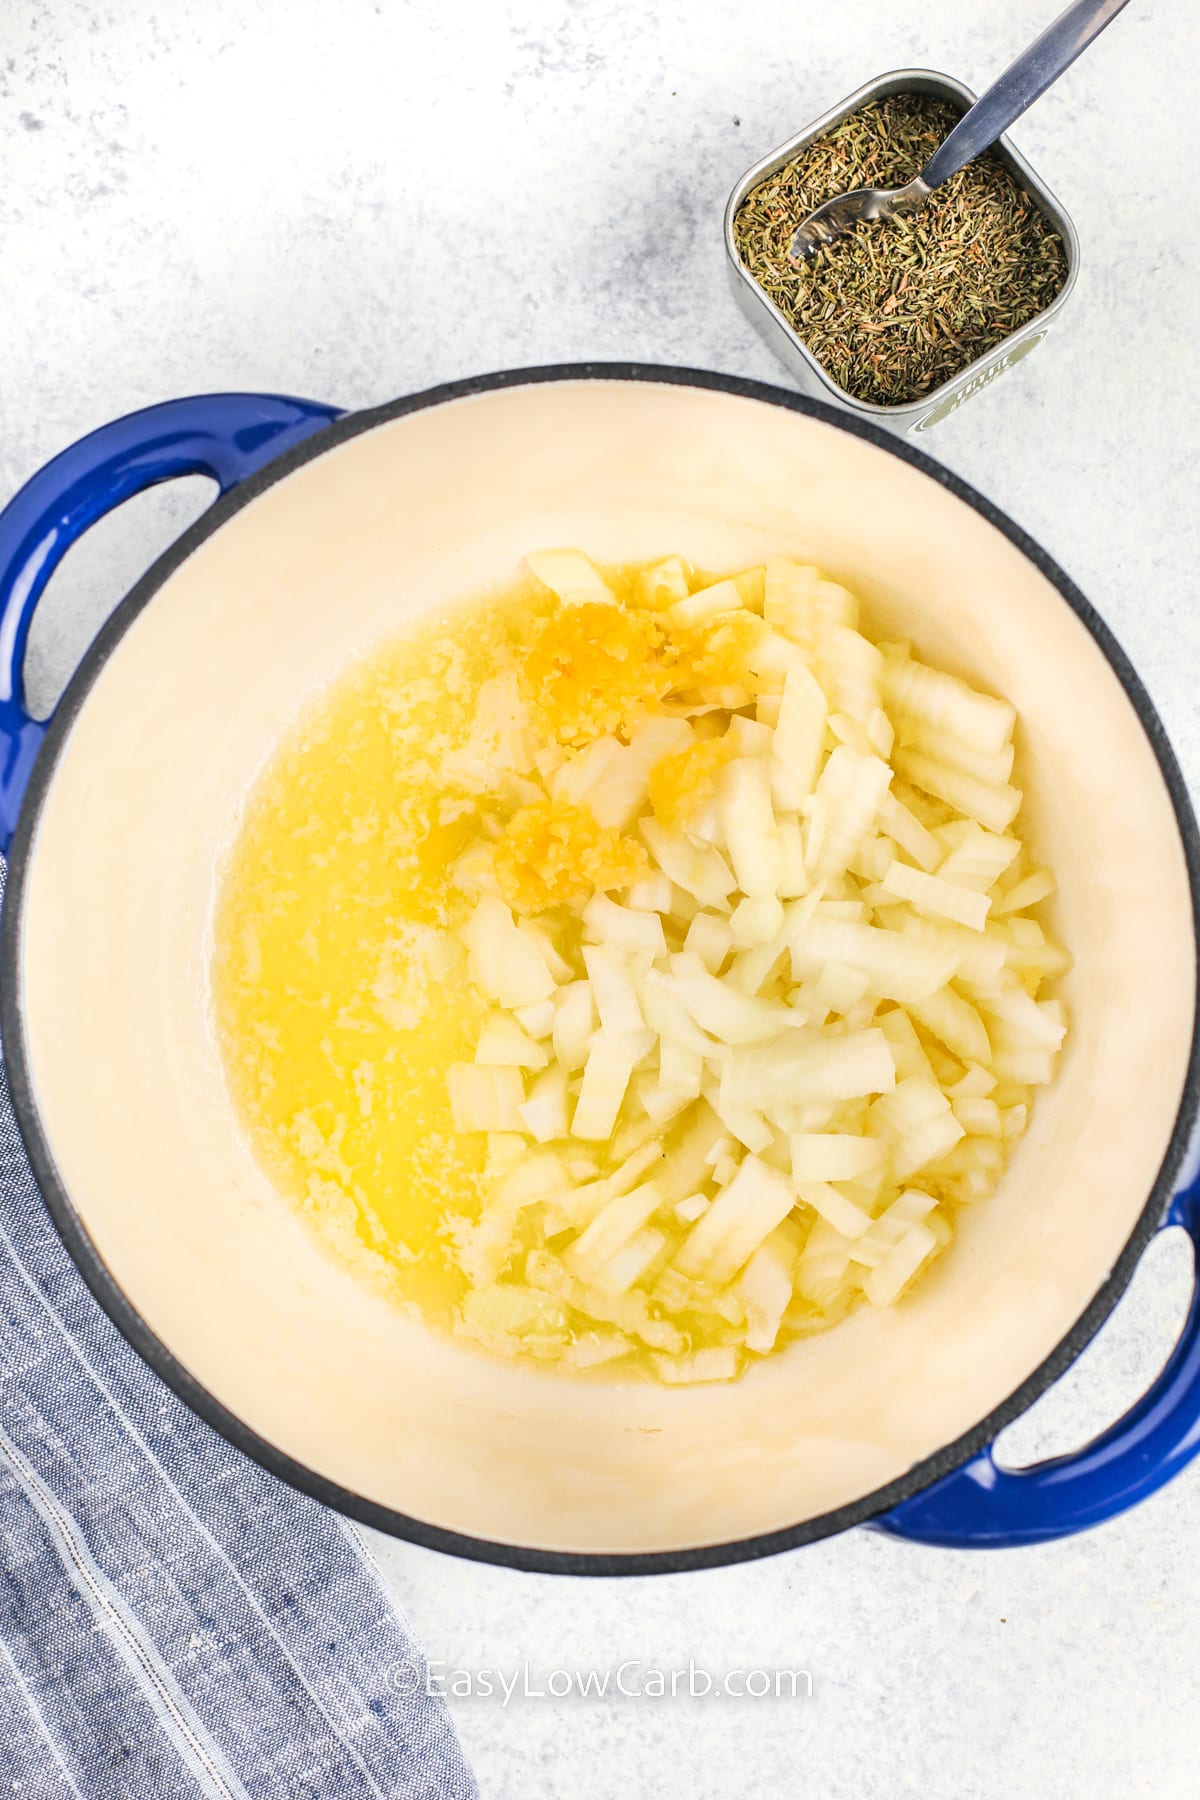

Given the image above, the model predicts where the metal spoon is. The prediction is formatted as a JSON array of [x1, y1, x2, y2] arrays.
[[788, 0, 1131, 262]]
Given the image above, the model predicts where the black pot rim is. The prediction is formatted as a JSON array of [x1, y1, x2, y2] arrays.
[[3, 360, 1199, 1577]]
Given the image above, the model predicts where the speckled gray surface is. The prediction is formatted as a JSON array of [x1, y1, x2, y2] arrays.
[[3, 2, 1199, 1794]]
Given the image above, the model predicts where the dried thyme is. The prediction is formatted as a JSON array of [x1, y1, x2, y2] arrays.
[[733, 94, 1068, 407]]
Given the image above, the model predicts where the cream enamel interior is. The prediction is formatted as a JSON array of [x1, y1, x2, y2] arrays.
[[14, 378, 1196, 1557]]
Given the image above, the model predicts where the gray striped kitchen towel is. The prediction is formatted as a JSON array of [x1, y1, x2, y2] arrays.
[[0, 867, 476, 1797]]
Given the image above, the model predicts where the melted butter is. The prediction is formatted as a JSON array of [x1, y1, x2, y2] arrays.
[[212, 583, 542, 1323]]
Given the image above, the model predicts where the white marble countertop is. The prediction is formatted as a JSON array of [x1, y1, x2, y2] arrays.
[[4, 2, 1199, 1794]]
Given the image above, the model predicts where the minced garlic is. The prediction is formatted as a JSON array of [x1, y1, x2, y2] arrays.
[[493, 799, 648, 915], [520, 603, 670, 747]]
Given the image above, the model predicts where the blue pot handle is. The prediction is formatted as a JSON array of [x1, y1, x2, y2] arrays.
[[876, 1169, 1200, 1547], [0, 392, 343, 853]]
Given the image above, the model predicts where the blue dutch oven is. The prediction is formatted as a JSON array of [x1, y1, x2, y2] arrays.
[[1, 369, 1198, 1573]]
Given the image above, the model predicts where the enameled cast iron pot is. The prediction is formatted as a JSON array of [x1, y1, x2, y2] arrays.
[[2, 367, 1200, 1576]]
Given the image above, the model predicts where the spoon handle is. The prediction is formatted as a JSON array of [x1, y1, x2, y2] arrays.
[[920, 0, 1132, 190]]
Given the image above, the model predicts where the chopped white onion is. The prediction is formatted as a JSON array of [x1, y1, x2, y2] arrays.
[[433, 552, 1065, 1381]]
